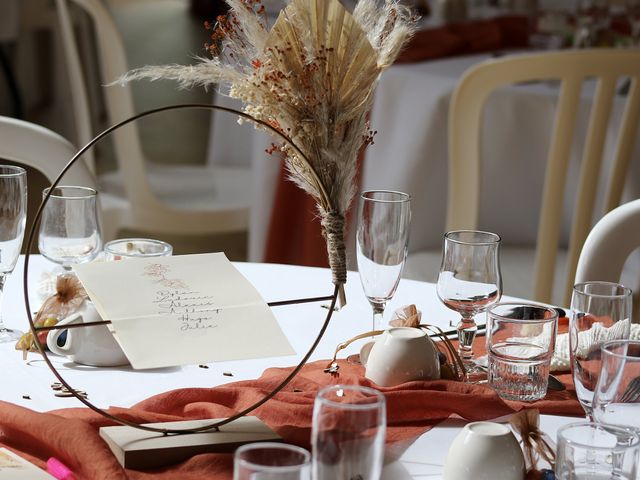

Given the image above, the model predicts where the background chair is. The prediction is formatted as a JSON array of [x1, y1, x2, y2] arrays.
[[575, 197, 640, 285], [0, 115, 126, 246], [54, 0, 251, 251], [0, 115, 94, 188], [406, 49, 640, 306]]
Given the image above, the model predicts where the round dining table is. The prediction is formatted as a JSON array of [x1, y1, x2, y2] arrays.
[[1, 255, 578, 478]]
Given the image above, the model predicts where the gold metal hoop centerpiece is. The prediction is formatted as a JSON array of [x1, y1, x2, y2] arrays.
[[22, 103, 340, 434]]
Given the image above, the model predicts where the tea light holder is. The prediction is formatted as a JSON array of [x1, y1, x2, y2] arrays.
[[104, 238, 173, 261]]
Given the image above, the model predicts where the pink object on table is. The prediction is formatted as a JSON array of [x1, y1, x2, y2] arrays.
[[46, 457, 76, 480]]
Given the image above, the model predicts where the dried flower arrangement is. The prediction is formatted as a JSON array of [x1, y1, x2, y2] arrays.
[[120, 0, 417, 305], [15, 276, 87, 359]]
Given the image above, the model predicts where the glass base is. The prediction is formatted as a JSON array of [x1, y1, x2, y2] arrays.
[[0, 328, 22, 343], [462, 361, 488, 384]]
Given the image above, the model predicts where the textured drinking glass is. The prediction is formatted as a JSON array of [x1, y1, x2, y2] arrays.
[[38, 186, 102, 273], [0, 165, 27, 342], [487, 303, 557, 401], [356, 190, 411, 331], [312, 385, 386, 480], [555, 422, 640, 480], [437, 230, 502, 381], [593, 340, 640, 430], [104, 238, 172, 261], [570, 282, 632, 420], [233, 442, 311, 480]]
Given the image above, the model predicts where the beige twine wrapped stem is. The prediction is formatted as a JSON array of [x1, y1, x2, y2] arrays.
[[321, 211, 347, 306]]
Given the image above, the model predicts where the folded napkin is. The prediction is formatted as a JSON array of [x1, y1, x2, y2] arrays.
[[551, 321, 639, 372], [0, 359, 582, 479], [479, 321, 638, 372]]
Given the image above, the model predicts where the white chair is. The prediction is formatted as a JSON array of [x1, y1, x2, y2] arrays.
[[575, 198, 640, 284], [0, 115, 95, 187], [405, 49, 640, 306], [54, 0, 251, 243], [0, 115, 128, 241]]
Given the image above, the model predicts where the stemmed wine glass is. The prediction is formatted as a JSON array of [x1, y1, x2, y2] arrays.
[[38, 186, 102, 275], [356, 190, 411, 331], [436, 230, 502, 381], [0, 166, 27, 342], [570, 281, 632, 420]]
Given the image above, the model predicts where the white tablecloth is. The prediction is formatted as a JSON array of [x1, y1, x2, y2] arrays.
[[1, 255, 577, 478], [207, 52, 640, 264]]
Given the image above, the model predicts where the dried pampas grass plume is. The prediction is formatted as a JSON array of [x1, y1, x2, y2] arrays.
[[119, 0, 417, 306]]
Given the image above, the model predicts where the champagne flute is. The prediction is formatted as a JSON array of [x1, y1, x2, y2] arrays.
[[356, 190, 411, 332], [38, 186, 102, 274], [437, 230, 502, 381], [570, 281, 632, 421], [593, 340, 640, 429], [0, 166, 27, 342]]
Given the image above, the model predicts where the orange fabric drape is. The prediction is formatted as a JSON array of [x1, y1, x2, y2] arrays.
[[0, 359, 581, 479]]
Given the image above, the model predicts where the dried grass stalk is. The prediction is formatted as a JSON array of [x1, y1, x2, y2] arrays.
[[119, 0, 417, 306]]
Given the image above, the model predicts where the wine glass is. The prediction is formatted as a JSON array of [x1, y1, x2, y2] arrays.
[[0, 165, 27, 342], [593, 339, 640, 429], [104, 238, 172, 261], [356, 190, 411, 331], [312, 385, 386, 480], [436, 230, 502, 382], [38, 186, 102, 274], [570, 281, 632, 421]]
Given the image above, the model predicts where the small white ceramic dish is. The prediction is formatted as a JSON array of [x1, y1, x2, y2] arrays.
[[360, 327, 440, 387], [443, 421, 525, 480]]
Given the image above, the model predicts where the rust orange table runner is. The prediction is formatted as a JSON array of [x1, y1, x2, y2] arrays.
[[0, 357, 582, 480]]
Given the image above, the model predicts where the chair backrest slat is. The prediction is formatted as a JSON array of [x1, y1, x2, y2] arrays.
[[563, 75, 618, 304], [54, 0, 95, 175], [533, 76, 583, 303], [56, 0, 162, 212], [605, 78, 640, 213]]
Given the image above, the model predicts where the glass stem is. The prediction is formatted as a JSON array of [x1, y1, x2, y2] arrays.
[[584, 409, 594, 423], [457, 313, 477, 362], [0, 274, 7, 333], [372, 306, 384, 331]]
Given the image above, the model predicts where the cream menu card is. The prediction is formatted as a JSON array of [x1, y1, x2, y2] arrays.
[[73, 253, 295, 369]]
